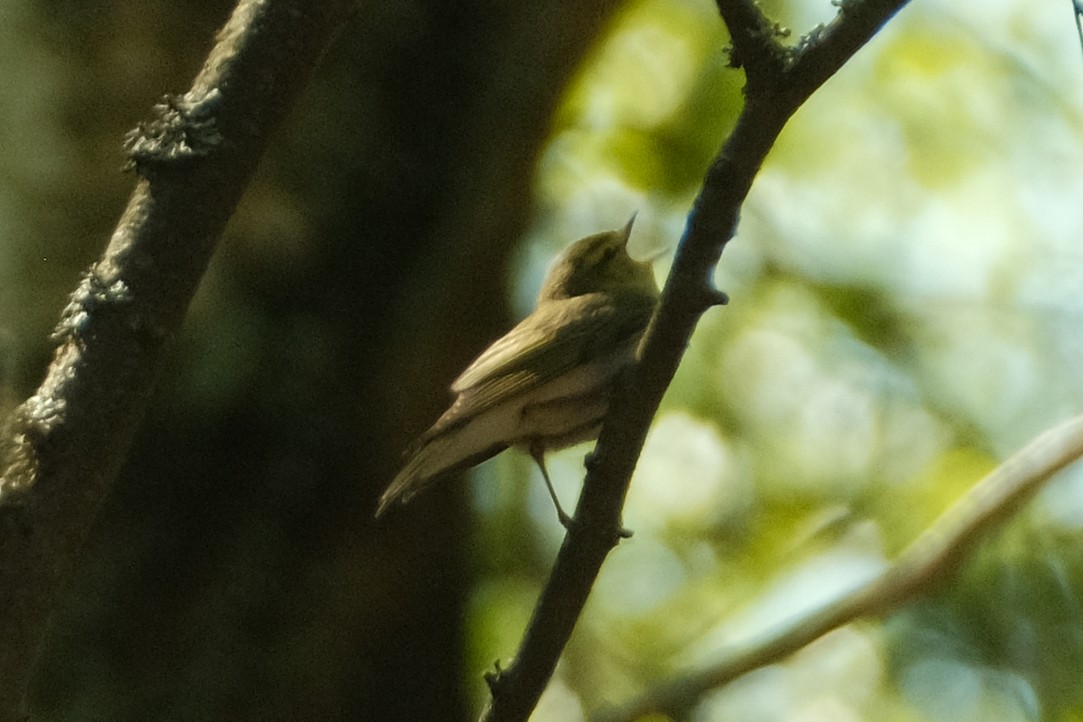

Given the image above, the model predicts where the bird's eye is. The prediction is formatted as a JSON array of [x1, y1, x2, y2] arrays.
[[600, 246, 618, 265]]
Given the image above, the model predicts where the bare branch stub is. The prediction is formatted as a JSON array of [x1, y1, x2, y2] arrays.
[[123, 90, 227, 173]]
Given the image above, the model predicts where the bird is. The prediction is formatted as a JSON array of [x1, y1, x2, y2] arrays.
[[375, 215, 660, 527]]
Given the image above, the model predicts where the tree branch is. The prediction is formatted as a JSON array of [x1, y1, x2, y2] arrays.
[[783, 0, 910, 105], [479, 1, 913, 720], [714, 0, 786, 84], [596, 413, 1083, 722], [0, 1, 357, 717]]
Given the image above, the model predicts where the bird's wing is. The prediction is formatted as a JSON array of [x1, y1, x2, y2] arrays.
[[427, 292, 654, 435]]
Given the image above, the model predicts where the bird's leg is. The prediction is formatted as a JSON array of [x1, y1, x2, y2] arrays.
[[529, 444, 573, 529]]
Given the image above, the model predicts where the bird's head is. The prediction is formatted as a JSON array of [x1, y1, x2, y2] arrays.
[[537, 215, 659, 302]]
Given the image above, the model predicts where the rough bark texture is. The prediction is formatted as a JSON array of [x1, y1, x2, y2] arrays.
[[0, 2, 360, 718]]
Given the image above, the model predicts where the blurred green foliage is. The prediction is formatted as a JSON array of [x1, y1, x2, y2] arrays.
[[468, 0, 1083, 720]]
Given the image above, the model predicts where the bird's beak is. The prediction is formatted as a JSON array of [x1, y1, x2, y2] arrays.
[[620, 212, 637, 247]]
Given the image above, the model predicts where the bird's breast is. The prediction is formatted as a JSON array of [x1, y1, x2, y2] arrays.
[[509, 348, 632, 450]]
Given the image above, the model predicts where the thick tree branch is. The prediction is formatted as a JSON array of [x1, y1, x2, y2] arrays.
[[596, 413, 1083, 722], [479, 1, 913, 720], [0, 1, 356, 717]]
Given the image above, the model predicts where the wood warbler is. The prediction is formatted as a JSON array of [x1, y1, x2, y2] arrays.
[[376, 216, 659, 526]]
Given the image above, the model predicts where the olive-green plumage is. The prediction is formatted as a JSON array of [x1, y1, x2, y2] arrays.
[[376, 216, 659, 522]]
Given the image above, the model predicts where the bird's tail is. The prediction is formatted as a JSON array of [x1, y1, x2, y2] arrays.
[[375, 435, 507, 518]]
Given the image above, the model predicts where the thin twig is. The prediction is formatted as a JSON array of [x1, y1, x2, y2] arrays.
[[478, 1, 912, 720], [595, 413, 1083, 722], [1074, 0, 1083, 60]]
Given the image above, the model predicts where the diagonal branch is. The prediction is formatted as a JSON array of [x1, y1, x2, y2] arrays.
[[596, 413, 1083, 722], [0, 1, 357, 717], [479, 1, 913, 720], [783, 0, 910, 105]]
